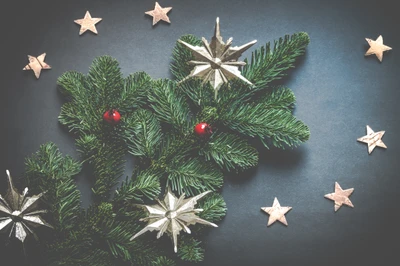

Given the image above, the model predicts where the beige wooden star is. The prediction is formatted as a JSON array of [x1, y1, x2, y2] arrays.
[[324, 182, 354, 212], [365, 35, 392, 62], [23, 53, 51, 79], [145, 2, 172, 26], [74, 11, 102, 35], [357, 125, 387, 154], [261, 197, 292, 226]]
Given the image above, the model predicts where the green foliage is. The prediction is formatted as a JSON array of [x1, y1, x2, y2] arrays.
[[177, 237, 205, 262], [114, 168, 161, 203], [124, 110, 162, 159], [242, 32, 310, 89], [197, 193, 227, 223], [260, 86, 296, 111], [152, 256, 176, 266], [24, 142, 82, 232], [222, 102, 310, 148], [171, 34, 203, 80], [200, 132, 258, 171], [167, 159, 224, 196], [149, 79, 194, 132]]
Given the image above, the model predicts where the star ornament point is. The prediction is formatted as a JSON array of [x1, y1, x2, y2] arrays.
[[145, 2, 172, 26], [261, 197, 292, 226], [365, 35, 392, 62], [357, 125, 387, 154], [74, 11, 102, 35], [23, 53, 51, 79], [0, 170, 52, 242], [324, 182, 354, 212], [130, 189, 217, 253], [178, 17, 257, 98]]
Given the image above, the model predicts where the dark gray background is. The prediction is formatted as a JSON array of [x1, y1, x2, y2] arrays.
[[1, 0, 399, 265]]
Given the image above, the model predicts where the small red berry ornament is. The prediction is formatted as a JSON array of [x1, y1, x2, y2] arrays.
[[194, 122, 212, 137], [103, 109, 121, 125]]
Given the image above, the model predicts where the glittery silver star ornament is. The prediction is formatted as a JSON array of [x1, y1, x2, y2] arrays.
[[0, 170, 52, 242], [178, 17, 257, 98], [130, 188, 217, 253]]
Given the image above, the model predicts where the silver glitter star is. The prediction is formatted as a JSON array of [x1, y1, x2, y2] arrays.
[[178, 17, 257, 98], [130, 188, 217, 253], [0, 170, 52, 242]]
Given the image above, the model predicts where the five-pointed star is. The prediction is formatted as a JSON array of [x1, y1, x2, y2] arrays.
[[145, 2, 172, 26], [357, 125, 387, 154], [324, 182, 354, 212], [22, 53, 51, 79], [261, 197, 292, 226], [365, 35, 392, 62], [74, 11, 102, 35]]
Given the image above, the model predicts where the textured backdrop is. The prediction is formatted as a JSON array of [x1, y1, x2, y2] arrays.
[[1, 0, 399, 265]]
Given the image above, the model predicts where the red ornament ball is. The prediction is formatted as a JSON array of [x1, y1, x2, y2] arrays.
[[103, 109, 121, 125], [194, 122, 212, 136]]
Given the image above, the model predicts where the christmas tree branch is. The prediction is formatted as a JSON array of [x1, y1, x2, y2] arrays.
[[242, 32, 310, 89], [200, 132, 259, 171]]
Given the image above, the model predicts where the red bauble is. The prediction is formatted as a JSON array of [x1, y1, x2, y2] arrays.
[[194, 122, 212, 136], [103, 109, 121, 125]]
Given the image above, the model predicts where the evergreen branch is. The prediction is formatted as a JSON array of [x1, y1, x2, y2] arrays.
[[222, 103, 310, 148], [57, 71, 87, 100], [114, 168, 161, 203], [87, 56, 124, 108], [242, 32, 310, 89], [177, 78, 215, 109], [151, 256, 176, 266], [119, 72, 152, 111], [167, 159, 223, 196], [197, 193, 227, 223], [124, 110, 162, 159], [149, 79, 194, 132], [24, 142, 82, 232], [177, 237, 204, 262], [91, 141, 126, 202], [260, 86, 296, 111], [170, 34, 203, 80], [200, 132, 258, 172]]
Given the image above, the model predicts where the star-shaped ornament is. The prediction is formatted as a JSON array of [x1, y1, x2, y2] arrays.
[[0, 170, 52, 242], [357, 125, 387, 154], [324, 182, 354, 212], [365, 35, 392, 62], [23, 53, 51, 79], [261, 197, 292, 226], [74, 11, 102, 35], [178, 17, 257, 98], [145, 2, 172, 26], [130, 189, 217, 253]]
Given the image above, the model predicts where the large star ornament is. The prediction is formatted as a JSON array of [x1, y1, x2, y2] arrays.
[[23, 53, 51, 79], [0, 170, 52, 242], [145, 2, 172, 26], [178, 17, 257, 97], [357, 125, 387, 154], [74, 11, 102, 35], [324, 182, 354, 212], [365, 35, 392, 62], [261, 197, 292, 226], [130, 189, 217, 253]]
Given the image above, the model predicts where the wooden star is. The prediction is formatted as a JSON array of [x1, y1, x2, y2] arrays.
[[365, 35, 392, 62], [261, 197, 292, 226], [22, 53, 51, 79], [145, 2, 172, 26], [324, 182, 354, 212], [357, 125, 387, 154], [74, 11, 102, 35]]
